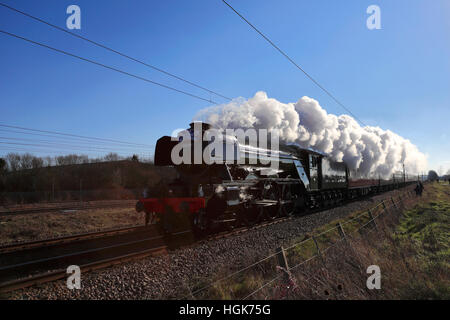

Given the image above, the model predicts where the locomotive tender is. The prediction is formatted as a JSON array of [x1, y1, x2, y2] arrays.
[[136, 122, 416, 235]]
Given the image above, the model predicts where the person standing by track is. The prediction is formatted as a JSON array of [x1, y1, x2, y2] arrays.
[[415, 181, 424, 196]]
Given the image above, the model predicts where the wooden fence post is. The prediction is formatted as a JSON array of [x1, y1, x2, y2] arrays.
[[312, 236, 322, 258], [336, 222, 346, 241], [276, 246, 291, 282], [368, 209, 378, 230], [391, 197, 397, 210]]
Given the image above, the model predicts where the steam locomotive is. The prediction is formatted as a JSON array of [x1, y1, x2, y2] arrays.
[[136, 122, 416, 236]]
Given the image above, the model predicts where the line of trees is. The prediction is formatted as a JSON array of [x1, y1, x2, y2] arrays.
[[0, 152, 148, 172], [0, 152, 172, 204]]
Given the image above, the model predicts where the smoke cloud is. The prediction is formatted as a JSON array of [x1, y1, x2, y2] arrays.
[[194, 91, 427, 178]]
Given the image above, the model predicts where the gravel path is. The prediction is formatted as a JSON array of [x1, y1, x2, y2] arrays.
[[6, 187, 413, 300]]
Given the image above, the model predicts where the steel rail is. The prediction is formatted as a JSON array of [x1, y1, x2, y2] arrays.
[[0, 234, 164, 272], [0, 202, 135, 216], [0, 245, 167, 293], [0, 225, 145, 253]]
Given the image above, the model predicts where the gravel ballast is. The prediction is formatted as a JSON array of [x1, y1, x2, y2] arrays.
[[6, 187, 414, 300]]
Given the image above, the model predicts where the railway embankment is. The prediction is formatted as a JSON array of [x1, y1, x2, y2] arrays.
[[194, 182, 449, 300], [4, 185, 437, 300]]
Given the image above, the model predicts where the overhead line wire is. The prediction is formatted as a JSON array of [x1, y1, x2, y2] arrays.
[[0, 124, 153, 148], [221, 0, 367, 127], [0, 128, 154, 150], [0, 29, 219, 105], [0, 136, 153, 153], [0, 2, 232, 101], [0, 141, 154, 154]]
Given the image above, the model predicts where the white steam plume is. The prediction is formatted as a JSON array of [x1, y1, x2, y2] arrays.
[[194, 91, 427, 178]]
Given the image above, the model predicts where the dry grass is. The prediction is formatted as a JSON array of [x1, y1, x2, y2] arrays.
[[0, 206, 145, 245], [188, 183, 449, 300]]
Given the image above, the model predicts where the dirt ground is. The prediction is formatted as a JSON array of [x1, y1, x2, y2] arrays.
[[0, 206, 146, 245]]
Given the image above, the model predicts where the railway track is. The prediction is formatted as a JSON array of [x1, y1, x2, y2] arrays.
[[0, 226, 167, 293], [0, 225, 146, 254], [0, 246, 168, 294], [0, 217, 293, 294], [0, 186, 415, 294], [0, 201, 136, 216]]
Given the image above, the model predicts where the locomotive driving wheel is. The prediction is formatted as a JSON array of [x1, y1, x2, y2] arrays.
[[280, 185, 295, 217], [192, 208, 209, 237], [239, 202, 259, 227], [278, 199, 295, 217]]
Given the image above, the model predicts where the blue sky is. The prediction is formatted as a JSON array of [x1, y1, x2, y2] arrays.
[[0, 0, 449, 173]]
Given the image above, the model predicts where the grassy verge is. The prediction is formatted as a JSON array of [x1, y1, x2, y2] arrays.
[[187, 183, 449, 300], [393, 182, 449, 299]]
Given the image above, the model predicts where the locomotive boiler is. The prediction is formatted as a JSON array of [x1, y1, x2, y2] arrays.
[[135, 122, 416, 236]]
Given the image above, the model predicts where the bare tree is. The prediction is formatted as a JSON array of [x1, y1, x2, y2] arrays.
[[104, 152, 120, 162], [31, 156, 44, 169], [55, 156, 65, 166], [55, 154, 80, 166], [89, 157, 101, 164], [0, 158, 6, 173], [6, 153, 21, 171], [20, 153, 34, 170], [43, 156, 53, 167], [80, 155, 89, 164], [66, 154, 79, 165]]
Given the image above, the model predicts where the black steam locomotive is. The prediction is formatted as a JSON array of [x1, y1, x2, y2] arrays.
[[136, 122, 415, 235]]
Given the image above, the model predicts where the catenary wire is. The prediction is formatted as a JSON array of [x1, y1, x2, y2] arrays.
[[0, 128, 155, 150], [0, 2, 232, 101], [0, 30, 219, 105], [0, 124, 154, 148], [221, 0, 367, 127]]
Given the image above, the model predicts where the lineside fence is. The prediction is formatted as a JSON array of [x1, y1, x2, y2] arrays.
[[0, 188, 144, 206], [187, 187, 419, 300]]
